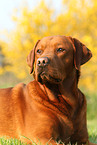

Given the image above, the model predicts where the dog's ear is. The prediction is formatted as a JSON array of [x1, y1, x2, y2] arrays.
[[69, 37, 92, 70], [27, 40, 40, 74]]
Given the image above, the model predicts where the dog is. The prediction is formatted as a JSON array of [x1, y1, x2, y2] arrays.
[[0, 35, 96, 145]]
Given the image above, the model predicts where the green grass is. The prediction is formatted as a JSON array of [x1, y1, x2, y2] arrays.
[[88, 127, 97, 143], [0, 134, 97, 145], [88, 119, 97, 143], [0, 137, 42, 145], [0, 137, 27, 145], [83, 90, 97, 144]]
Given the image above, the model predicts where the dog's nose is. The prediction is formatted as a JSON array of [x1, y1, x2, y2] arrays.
[[37, 57, 50, 67]]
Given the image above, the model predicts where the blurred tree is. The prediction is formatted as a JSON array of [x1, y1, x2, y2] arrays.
[[2, 0, 54, 79], [0, 46, 4, 67], [1, 0, 97, 90], [0, 41, 10, 74]]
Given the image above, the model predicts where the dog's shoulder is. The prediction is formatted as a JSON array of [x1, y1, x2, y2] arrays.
[[26, 80, 40, 92], [26, 80, 44, 99], [0, 80, 41, 101], [0, 87, 13, 99], [12, 82, 26, 93], [11, 80, 42, 100]]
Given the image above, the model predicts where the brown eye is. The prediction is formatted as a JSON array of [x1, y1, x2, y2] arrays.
[[57, 48, 65, 53], [37, 49, 42, 54]]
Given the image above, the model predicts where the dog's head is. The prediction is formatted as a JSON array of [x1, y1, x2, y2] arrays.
[[27, 36, 92, 84]]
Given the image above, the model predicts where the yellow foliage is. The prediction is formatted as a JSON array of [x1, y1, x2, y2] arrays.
[[0, 68, 4, 75], [0, 0, 97, 91]]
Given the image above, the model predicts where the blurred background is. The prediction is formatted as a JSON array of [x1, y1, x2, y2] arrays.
[[0, 0, 97, 142]]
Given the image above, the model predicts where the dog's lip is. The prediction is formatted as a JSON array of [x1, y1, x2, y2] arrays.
[[39, 71, 47, 80], [49, 75, 62, 82], [40, 71, 46, 76], [39, 71, 62, 83]]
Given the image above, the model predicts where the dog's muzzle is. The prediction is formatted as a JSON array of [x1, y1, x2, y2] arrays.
[[37, 57, 62, 83]]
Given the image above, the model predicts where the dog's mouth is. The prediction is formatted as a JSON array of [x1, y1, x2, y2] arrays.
[[49, 75, 62, 82], [38, 71, 62, 83]]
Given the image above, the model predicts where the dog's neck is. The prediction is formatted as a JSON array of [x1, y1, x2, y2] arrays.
[[59, 69, 78, 96], [38, 69, 78, 102]]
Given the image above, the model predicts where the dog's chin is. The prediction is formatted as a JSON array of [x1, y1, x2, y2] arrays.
[[37, 72, 62, 84]]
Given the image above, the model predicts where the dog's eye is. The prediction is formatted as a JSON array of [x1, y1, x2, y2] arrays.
[[37, 49, 42, 54], [57, 48, 65, 53]]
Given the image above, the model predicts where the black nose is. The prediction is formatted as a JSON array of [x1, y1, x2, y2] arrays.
[[37, 57, 50, 67]]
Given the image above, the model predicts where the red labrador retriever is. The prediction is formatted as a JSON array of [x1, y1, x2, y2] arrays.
[[0, 36, 96, 145]]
